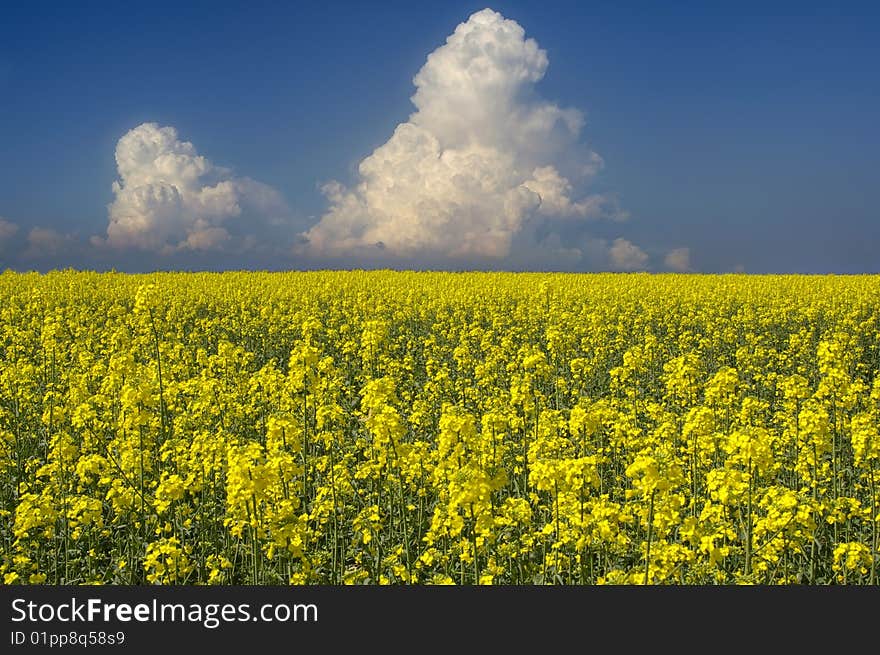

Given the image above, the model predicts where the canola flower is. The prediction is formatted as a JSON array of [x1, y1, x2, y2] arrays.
[[0, 270, 879, 585]]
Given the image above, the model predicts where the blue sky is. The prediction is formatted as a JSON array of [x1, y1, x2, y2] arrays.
[[0, 0, 877, 272]]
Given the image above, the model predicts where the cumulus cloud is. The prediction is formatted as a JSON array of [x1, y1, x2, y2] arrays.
[[664, 247, 692, 272], [609, 238, 648, 271], [94, 123, 289, 254], [0, 217, 18, 245], [24, 227, 75, 259], [300, 8, 621, 260]]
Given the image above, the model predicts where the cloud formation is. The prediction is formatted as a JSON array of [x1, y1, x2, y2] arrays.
[[24, 227, 75, 259], [301, 8, 623, 260], [95, 123, 289, 254], [664, 247, 692, 272], [609, 238, 648, 271], [0, 217, 18, 245]]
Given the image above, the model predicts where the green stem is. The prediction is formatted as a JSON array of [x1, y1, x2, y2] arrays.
[[746, 458, 753, 577], [148, 309, 168, 445], [644, 489, 656, 585], [870, 467, 877, 586]]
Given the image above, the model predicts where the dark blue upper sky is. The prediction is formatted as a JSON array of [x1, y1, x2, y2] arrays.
[[1, 0, 877, 273]]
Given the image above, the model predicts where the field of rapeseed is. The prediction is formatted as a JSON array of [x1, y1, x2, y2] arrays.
[[1, 270, 878, 585]]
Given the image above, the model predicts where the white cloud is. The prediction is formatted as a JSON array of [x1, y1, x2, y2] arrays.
[[664, 247, 691, 272], [24, 227, 74, 259], [523, 165, 602, 218], [0, 217, 18, 245], [609, 238, 648, 271], [300, 8, 619, 259], [95, 123, 289, 253]]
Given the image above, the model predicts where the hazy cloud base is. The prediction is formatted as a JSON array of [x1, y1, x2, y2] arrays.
[[0, 217, 18, 247]]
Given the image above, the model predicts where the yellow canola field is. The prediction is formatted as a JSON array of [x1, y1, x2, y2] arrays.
[[1, 270, 879, 585]]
